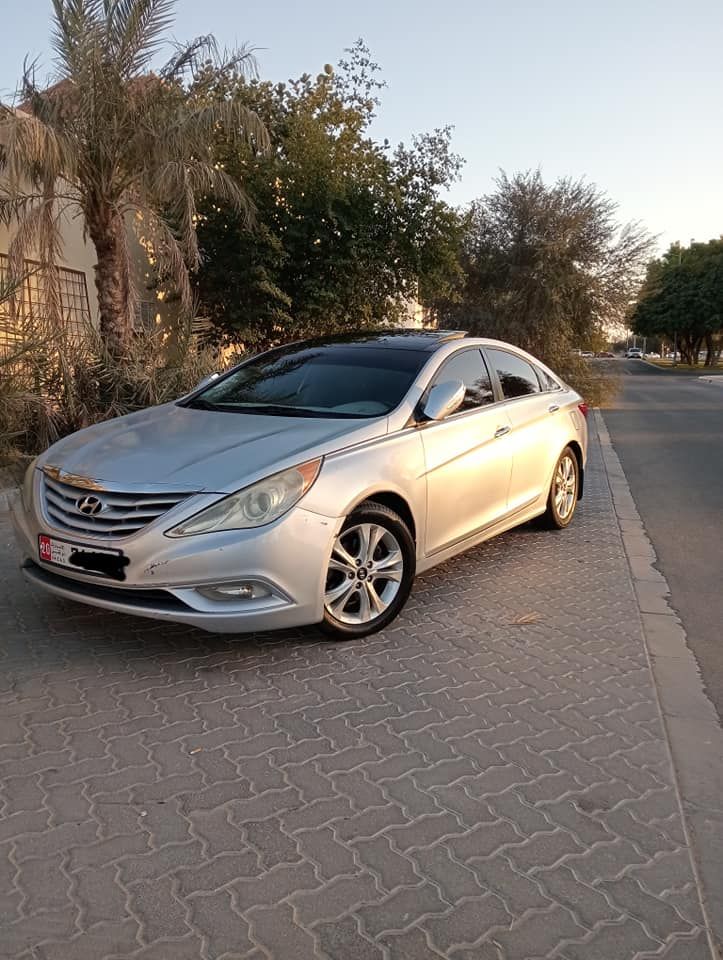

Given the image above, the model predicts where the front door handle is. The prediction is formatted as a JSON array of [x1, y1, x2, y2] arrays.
[[494, 425, 511, 438], [548, 404, 560, 413]]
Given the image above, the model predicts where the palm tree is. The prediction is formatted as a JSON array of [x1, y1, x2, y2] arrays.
[[0, 0, 268, 356]]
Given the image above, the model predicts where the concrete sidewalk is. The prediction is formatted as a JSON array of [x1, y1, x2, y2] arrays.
[[0, 422, 717, 959]]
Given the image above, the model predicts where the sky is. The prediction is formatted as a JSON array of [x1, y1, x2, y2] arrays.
[[1, 0, 722, 253]]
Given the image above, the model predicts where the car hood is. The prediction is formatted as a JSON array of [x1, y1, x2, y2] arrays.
[[38, 402, 388, 493]]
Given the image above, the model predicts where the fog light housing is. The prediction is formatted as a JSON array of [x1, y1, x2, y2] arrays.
[[197, 581, 271, 601]]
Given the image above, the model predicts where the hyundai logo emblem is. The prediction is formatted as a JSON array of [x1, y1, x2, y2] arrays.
[[76, 494, 104, 516]]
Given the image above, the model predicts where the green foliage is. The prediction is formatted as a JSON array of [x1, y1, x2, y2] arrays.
[[631, 240, 723, 365], [193, 42, 464, 348], [546, 349, 620, 407], [432, 170, 652, 399]]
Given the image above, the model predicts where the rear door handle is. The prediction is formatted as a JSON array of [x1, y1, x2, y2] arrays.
[[494, 425, 511, 438], [548, 404, 560, 413]]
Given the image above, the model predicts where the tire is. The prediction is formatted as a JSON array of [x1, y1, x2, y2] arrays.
[[320, 501, 416, 639], [540, 446, 580, 530]]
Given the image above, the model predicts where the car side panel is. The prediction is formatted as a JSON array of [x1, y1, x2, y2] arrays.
[[419, 406, 514, 555], [300, 428, 429, 560], [503, 393, 573, 513]]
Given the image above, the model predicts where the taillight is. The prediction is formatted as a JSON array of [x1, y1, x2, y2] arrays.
[[578, 402, 589, 419]]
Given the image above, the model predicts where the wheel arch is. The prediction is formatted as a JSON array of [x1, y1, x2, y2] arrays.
[[351, 490, 417, 543], [567, 440, 585, 499]]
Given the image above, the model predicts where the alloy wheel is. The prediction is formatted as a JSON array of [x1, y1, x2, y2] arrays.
[[324, 523, 404, 625], [554, 454, 577, 520]]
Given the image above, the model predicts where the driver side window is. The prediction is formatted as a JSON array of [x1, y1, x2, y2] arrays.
[[430, 349, 495, 412]]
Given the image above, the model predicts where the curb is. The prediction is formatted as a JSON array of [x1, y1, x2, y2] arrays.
[[595, 408, 723, 960]]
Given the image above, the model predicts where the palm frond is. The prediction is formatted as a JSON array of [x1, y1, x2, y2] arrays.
[[186, 164, 254, 225], [105, 0, 175, 76], [0, 108, 78, 188], [131, 200, 193, 310], [142, 97, 269, 170], [162, 37, 259, 85], [161, 34, 219, 81], [49, 0, 105, 80]]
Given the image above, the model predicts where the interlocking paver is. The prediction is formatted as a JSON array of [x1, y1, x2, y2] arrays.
[[352, 834, 419, 891], [413, 845, 486, 903], [315, 914, 384, 960], [187, 888, 254, 957], [0, 424, 713, 958], [471, 854, 552, 915], [358, 881, 449, 938], [295, 825, 357, 879], [423, 894, 512, 952], [292, 872, 379, 926], [560, 916, 663, 960]]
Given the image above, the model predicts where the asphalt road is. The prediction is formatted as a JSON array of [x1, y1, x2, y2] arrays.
[[603, 360, 723, 721]]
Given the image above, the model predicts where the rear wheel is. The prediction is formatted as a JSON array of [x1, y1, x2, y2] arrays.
[[541, 447, 579, 529], [321, 501, 415, 639]]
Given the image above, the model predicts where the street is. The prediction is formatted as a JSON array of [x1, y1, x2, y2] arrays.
[[603, 361, 723, 721]]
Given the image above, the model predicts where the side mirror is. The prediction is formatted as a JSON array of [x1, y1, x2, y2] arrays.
[[422, 380, 466, 421], [195, 372, 220, 391]]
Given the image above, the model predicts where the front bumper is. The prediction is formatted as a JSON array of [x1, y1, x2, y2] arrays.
[[11, 490, 343, 634]]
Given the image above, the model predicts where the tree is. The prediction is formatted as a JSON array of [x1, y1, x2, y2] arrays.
[[0, 0, 267, 356], [193, 42, 464, 348], [631, 240, 723, 365], [433, 170, 653, 365]]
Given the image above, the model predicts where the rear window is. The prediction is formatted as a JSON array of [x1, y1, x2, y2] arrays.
[[486, 349, 541, 399], [186, 344, 430, 418], [536, 367, 561, 391]]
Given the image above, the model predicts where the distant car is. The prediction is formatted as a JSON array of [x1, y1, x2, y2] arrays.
[[626, 347, 643, 359], [580, 351, 594, 359], [595, 351, 615, 358], [646, 352, 660, 359]]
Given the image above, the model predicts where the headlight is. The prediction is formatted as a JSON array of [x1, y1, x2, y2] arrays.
[[166, 458, 322, 536], [22, 458, 39, 509]]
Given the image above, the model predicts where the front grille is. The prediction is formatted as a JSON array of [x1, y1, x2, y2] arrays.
[[42, 473, 192, 540]]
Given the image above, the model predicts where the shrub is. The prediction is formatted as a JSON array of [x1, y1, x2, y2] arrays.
[[1, 322, 221, 456], [549, 350, 620, 407]]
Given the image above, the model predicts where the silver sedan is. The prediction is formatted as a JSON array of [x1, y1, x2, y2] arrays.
[[11, 331, 588, 638]]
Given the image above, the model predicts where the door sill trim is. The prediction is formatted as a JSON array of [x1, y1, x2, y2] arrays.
[[425, 495, 540, 559]]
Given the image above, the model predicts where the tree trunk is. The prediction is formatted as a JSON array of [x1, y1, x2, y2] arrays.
[[679, 334, 691, 365], [87, 207, 133, 357], [704, 331, 714, 366], [692, 335, 704, 365]]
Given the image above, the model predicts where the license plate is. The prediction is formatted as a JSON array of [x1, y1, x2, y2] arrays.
[[38, 534, 129, 581]]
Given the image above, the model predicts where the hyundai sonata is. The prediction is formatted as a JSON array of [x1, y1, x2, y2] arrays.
[[12, 331, 588, 638]]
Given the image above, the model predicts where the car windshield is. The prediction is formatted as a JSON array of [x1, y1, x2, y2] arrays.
[[183, 343, 430, 419]]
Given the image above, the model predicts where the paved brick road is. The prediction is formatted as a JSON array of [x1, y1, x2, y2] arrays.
[[0, 428, 712, 959]]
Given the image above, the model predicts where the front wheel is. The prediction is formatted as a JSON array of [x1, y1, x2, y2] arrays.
[[320, 501, 416, 639], [541, 447, 580, 529]]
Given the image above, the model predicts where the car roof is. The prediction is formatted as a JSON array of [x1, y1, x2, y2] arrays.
[[293, 330, 469, 353]]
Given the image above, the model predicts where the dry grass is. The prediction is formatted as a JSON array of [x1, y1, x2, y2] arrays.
[[646, 359, 723, 373]]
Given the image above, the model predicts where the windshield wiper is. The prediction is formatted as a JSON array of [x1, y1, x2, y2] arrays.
[[185, 400, 360, 419], [216, 403, 324, 418], [185, 398, 220, 411]]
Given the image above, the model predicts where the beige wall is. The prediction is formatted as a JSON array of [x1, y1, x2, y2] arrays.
[[1, 117, 97, 324], [0, 208, 100, 326]]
